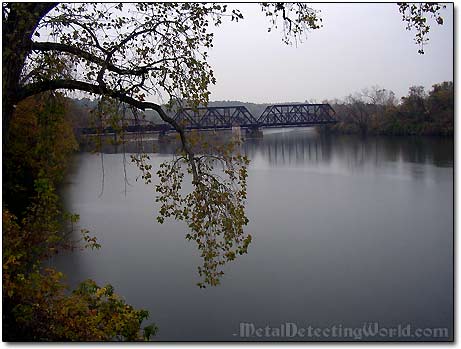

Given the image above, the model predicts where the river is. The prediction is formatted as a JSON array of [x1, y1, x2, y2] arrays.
[[54, 128, 453, 341]]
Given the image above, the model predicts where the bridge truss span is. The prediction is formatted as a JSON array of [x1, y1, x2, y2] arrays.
[[257, 103, 336, 128], [78, 103, 337, 136], [173, 106, 258, 130]]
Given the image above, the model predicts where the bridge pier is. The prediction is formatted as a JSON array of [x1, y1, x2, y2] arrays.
[[245, 127, 263, 138], [231, 126, 243, 141]]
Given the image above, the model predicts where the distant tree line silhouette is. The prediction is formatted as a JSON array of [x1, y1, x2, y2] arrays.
[[327, 81, 453, 136]]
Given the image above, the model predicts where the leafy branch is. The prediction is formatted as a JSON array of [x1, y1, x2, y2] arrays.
[[133, 135, 252, 288], [398, 3, 446, 54]]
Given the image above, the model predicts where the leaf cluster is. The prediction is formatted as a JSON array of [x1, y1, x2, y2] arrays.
[[260, 3, 322, 45], [6, 264, 157, 341], [134, 134, 252, 288], [398, 3, 446, 54]]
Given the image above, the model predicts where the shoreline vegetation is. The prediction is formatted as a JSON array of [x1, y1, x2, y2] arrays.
[[322, 82, 453, 137], [3, 93, 156, 341]]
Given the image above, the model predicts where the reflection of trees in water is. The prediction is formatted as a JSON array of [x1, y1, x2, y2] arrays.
[[81, 131, 453, 170], [399, 137, 453, 168], [243, 130, 333, 166], [80, 135, 182, 155], [243, 131, 453, 170], [331, 135, 453, 171], [331, 136, 399, 171]]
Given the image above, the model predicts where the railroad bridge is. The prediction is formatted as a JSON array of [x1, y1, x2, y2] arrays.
[[79, 103, 337, 136]]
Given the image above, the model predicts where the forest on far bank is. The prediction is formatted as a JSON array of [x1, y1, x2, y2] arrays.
[[326, 81, 453, 137]]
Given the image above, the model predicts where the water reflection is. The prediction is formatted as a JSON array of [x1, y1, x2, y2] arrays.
[[82, 128, 453, 171], [244, 130, 333, 166], [243, 129, 453, 169], [60, 129, 453, 341]]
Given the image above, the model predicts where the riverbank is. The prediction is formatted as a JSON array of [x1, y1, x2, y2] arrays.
[[321, 82, 453, 137], [3, 93, 156, 341]]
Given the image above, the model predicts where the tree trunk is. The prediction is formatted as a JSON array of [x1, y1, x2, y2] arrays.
[[2, 3, 57, 146]]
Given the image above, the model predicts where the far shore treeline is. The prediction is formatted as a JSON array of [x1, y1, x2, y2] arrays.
[[325, 81, 453, 137]]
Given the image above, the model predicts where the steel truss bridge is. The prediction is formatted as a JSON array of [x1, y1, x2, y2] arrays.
[[79, 103, 336, 135]]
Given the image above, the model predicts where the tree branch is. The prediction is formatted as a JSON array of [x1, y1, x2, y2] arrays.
[[17, 78, 199, 182], [31, 42, 154, 76]]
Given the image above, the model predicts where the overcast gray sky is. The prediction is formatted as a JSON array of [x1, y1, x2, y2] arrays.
[[206, 3, 453, 103]]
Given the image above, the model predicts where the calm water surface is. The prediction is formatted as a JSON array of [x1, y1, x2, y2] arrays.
[[54, 129, 453, 341]]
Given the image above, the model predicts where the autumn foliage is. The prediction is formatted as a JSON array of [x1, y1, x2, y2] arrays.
[[3, 93, 156, 341], [328, 82, 453, 137]]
